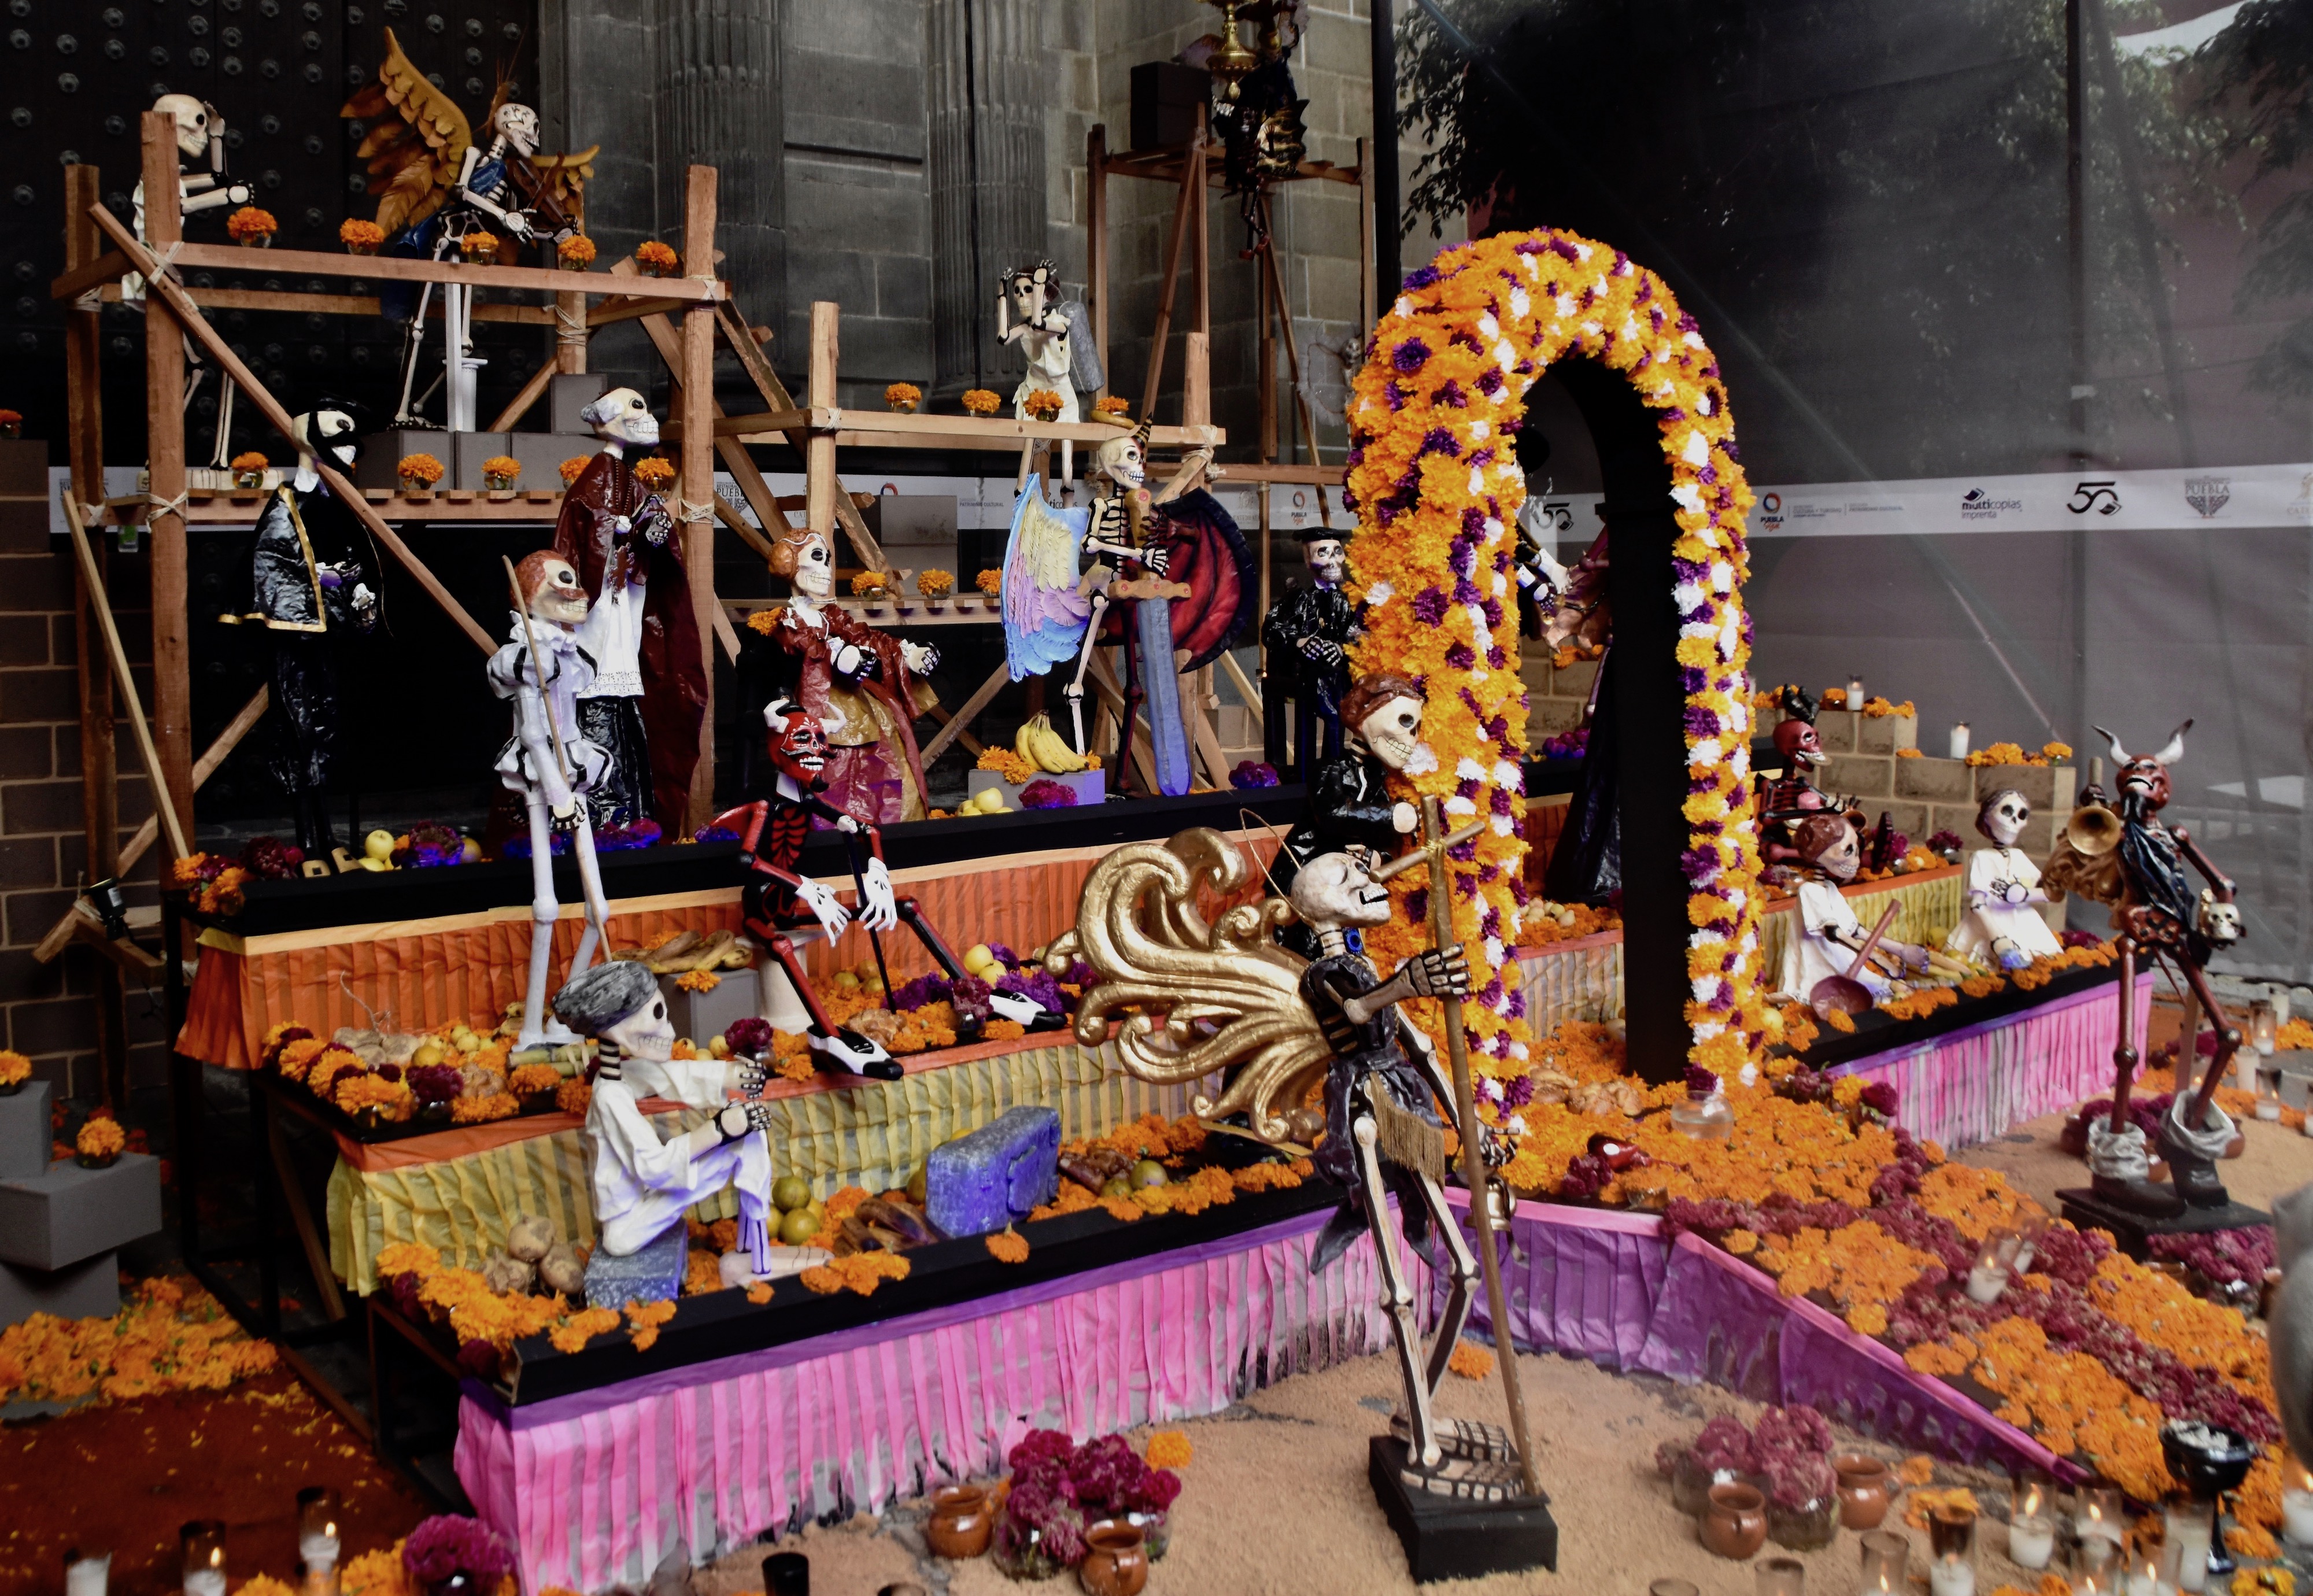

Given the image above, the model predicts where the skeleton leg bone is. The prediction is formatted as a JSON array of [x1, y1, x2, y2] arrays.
[[1064, 588, 1111, 755], [752, 927, 903, 1081], [515, 796, 580, 1050], [1382, 1164, 1517, 1466], [393, 279, 439, 426], [1353, 1109, 1440, 1471]]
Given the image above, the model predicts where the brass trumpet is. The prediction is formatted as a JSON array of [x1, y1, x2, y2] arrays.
[[2064, 800, 2123, 857]]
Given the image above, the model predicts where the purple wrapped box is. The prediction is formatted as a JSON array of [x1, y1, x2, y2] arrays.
[[924, 1106, 1061, 1239]]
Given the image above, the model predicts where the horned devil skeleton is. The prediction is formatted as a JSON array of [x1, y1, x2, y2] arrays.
[[1048, 822, 1543, 1502]]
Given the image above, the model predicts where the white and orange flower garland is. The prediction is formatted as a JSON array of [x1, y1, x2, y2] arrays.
[[1343, 228, 1765, 1078]]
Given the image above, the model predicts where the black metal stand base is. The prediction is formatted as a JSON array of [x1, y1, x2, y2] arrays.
[[1367, 1435, 1557, 1583], [2057, 1187, 2270, 1257]]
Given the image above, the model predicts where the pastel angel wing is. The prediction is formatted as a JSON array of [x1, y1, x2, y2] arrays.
[[342, 27, 472, 236], [1001, 477, 1092, 681]]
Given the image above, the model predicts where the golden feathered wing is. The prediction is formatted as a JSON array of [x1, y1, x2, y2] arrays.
[[1047, 827, 1331, 1142], [342, 27, 474, 237]]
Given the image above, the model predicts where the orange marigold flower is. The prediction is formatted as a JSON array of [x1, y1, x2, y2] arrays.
[[76, 1117, 127, 1158], [508, 1063, 561, 1095], [1446, 1342, 1495, 1380], [624, 1297, 677, 1351], [558, 235, 598, 266], [559, 456, 593, 485], [962, 389, 1001, 416], [976, 568, 1004, 594], [985, 1228, 1029, 1264], [1146, 1429, 1191, 1469], [555, 1077, 592, 1115], [0, 1051, 27, 1088], [635, 240, 679, 271], [745, 1280, 774, 1306], [633, 456, 678, 491]]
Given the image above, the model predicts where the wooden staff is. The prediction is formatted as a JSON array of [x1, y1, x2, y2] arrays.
[[1418, 793, 1542, 1498], [61, 496, 191, 862]]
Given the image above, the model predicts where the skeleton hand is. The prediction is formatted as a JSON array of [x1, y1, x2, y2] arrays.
[[1139, 543, 1171, 578], [796, 876, 852, 940], [348, 582, 379, 626], [633, 497, 674, 548], [900, 640, 937, 676], [502, 210, 537, 245], [857, 858, 898, 932], [712, 1101, 763, 1143], [1991, 936, 2032, 971], [1391, 801, 1418, 835], [733, 1058, 768, 1098], [833, 641, 873, 679], [1403, 945, 1470, 1000], [225, 182, 253, 206], [1477, 1126, 1513, 1170]]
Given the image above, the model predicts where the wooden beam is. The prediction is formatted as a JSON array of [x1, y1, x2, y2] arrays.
[[1184, 104, 1211, 430], [917, 697, 985, 759], [267, 1112, 346, 1322], [1358, 135, 1377, 336], [486, 350, 560, 433], [556, 288, 590, 374], [627, 301, 793, 560], [681, 164, 720, 833], [49, 248, 130, 301], [1138, 117, 1206, 425], [62, 498, 191, 861], [1206, 461, 1344, 487], [1088, 124, 1109, 389], [141, 113, 194, 847], [804, 303, 840, 547], [918, 660, 1010, 766], [93, 204, 498, 655], [93, 284, 554, 325], [680, 406, 1220, 449], [710, 297, 889, 572], [161, 241, 726, 301]]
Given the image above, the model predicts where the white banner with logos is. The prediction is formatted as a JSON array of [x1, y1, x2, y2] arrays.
[[1521, 463, 2313, 543]]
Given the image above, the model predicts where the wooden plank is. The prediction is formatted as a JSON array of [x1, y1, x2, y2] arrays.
[[62, 498, 191, 861], [689, 407, 1220, 448], [1206, 461, 1344, 486], [1138, 116, 1206, 425], [627, 304, 791, 560], [1088, 124, 1109, 387], [1186, 104, 1210, 430], [681, 164, 720, 833], [95, 204, 498, 655], [165, 241, 727, 301], [917, 697, 985, 759], [268, 1111, 347, 1322], [1358, 135, 1377, 335], [710, 297, 889, 572], [918, 660, 1010, 766], [105, 492, 568, 525], [486, 351, 560, 432], [556, 289, 589, 374], [805, 302, 839, 543], [94, 285, 554, 325], [142, 113, 194, 848], [49, 248, 130, 301]]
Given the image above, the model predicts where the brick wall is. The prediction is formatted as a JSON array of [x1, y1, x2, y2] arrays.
[[0, 441, 168, 1102]]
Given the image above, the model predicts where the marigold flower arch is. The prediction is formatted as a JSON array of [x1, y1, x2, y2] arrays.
[[1343, 228, 1763, 1081]]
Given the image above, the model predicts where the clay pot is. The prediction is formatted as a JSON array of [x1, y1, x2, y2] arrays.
[[1076, 1523, 1148, 1596], [925, 1485, 993, 1560], [1701, 1482, 1767, 1560], [1835, 1455, 1892, 1530]]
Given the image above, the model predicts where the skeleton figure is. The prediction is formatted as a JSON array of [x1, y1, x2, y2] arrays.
[[221, 406, 380, 856], [1048, 829, 1522, 1499], [553, 960, 778, 1291], [1060, 427, 1176, 755], [715, 700, 1058, 1082], [124, 95, 253, 303], [1946, 789, 2063, 971], [488, 552, 613, 1050], [343, 29, 590, 430], [1755, 687, 1842, 841], [1273, 676, 1427, 955], [2045, 722, 2247, 1217], [1259, 531, 1358, 778], [1773, 812, 1933, 1003], [997, 261, 1105, 487]]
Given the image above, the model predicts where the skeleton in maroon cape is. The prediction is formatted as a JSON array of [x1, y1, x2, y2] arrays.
[[550, 388, 708, 836], [755, 525, 941, 826]]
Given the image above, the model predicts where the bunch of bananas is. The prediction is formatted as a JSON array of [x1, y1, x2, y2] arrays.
[[1014, 712, 1087, 774]]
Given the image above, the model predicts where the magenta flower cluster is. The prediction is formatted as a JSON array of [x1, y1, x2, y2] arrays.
[[993, 1429, 1183, 1571], [401, 1516, 512, 1586]]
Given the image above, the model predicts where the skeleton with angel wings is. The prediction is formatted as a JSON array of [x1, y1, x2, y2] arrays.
[[342, 29, 596, 430]]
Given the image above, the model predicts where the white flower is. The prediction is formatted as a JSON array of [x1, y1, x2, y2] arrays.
[[1698, 391, 1715, 415], [1494, 339, 1517, 369], [1710, 560, 1735, 592], [1557, 293, 1577, 319], [1469, 418, 1490, 442], [1394, 296, 1414, 317], [1573, 242, 1593, 261], [1580, 321, 1603, 340], [1468, 603, 1491, 637], [1483, 516, 1504, 538], [1688, 738, 1723, 768], [1509, 286, 1530, 319], [1478, 312, 1501, 341], [1492, 759, 1521, 787], [1446, 795, 1478, 817], [1673, 581, 1706, 613], [1730, 745, 1750, 781], [1491, 814, 1514, 836], [1738, 929, 1758, 954], [1405, 741, 1439, 775], [1680, 619, 1717, 641], [1719, 610, 1742, 658], [1737, 1062, 1758, 1088], [1509, 1041, 1530, 1061], [1521, 255, 1541, 281], [1366, 579, 1394, 608], [1471, 666, 1488, 683], [1682, 431, 1710, 466], [1505, 1114, 1528, 1138], [1671, 483, 1704, 512], [1457, 756, 1487, 781], [1683, 331, 1706, 349], [1484, 935, 1506, 967], [1478, 1074, 1503, 1103], [1469, 467, 1486, 496], [1491, 571, 1507, 597], [1692, 974, 1720, 1004]]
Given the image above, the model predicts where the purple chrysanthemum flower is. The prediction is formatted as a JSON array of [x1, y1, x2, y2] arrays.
[[1412, 588, 1449, 626], [1392, 337, 1432, 374]]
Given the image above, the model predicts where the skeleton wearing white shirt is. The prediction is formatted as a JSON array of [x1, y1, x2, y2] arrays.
[[125, 95, 253, 304], [1773, 812, 1931, 1002], [1946, 789, 2063, 971], [489, 552, 614, 1050], [556, 962, 777, 1277]]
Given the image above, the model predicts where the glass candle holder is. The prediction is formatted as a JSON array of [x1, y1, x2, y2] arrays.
[[1928, 1505, 1977, 1596], [2075, 1486, 2124, 1549], [2282, 1457, 2313, 1547], [1847, 676, 1865, 703], [2005, 1511, 2055, 1569], [2249, 998, 2278, 1056], [181, 1521, 227, 1596], [2163, 1504, 2212, 1594], [1949, 723, 1971, 760], [65, 1549, 110, 1596], [1860, 1529, 1911, 1595], [2120, 1545, 2161, 1596], [762, 1550, 809, 1596], [298, 1487, 342, 1596], [1756, 1555, 1806, 1596]]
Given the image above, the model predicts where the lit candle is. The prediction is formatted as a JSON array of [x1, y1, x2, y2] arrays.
[[180, 1521, 227, 1596], [2076, 1487, 2124, 1548], [1949, 723, 1971, 760], [1928, 1558, 1974, 1596], [2166, 1506, 2211, 1593], [65, 1551, 109, 1596], [2121, 1549, 2160, 1596], [1965, 1241, 2008, 1304], [2250, 999, 2278, 1057], [1848, 675, 1865, 704], [1860, 1528, 1909, 1595], [2282, 1464, 2313, 1547], [1928, 1506, 1976, 1596], [2005, 1513, 2054, 1569], [297, 1486, 341, 1596]]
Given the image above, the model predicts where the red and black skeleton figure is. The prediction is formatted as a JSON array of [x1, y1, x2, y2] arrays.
[[713, 699, 1059, 1082], [2045, 720, 2248, 1217]]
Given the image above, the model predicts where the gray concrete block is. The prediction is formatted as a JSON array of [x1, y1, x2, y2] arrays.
[[925, 1106, 1059, 1238], [0, 1082, 51, 1181], [1974, 763, 2056, 810], [549, 373, 611, 435], [1551, 659, 1599, 700], [658, 970, 762, 1055], [0, 1250, 118, 1329], [1826, 753, 1894, 799], [501, 434, 599, 492], [1813, 711, 1858, 753], [354, 430, 451, 492], [1528, 699, 1583, 739], [1858, 713, 1919, 755], [0, 1154, 161, 1271], [1882, 801, 1930, 840], [1894, 756, 1974, 804], [583, 1217, 687, 1310], [450, 433, 513, 493]]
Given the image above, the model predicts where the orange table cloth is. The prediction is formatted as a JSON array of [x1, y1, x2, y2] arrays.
[[179, 832, 1283, 1070]]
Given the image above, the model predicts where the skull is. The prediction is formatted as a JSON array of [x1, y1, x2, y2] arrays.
[[516, 553, 588, 627], [1004, 261, 1055, 323], [291, 407, 362, 470], [777, 528, 836, 604], [1355, 692, 1424, 774], [491, 102, 540, 157], [600, 991, 676, 1065], [1093, 433, 1144, 491], [764, 697, 832, 784], [2197, 890, 2243, 947], [1288, 849, 1392, 934], [1772, 715, 1825, 769], [2097, 721, 2187, 817], [1977, 788, 2030, 848], [578, 387, 660, 449], [1305, 536, 1347, 587], [1795, 812, 1860, 883], [153, 93, 214, 160]]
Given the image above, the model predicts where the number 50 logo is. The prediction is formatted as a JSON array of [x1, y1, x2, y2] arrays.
[[2067, 481, 2121, 515]]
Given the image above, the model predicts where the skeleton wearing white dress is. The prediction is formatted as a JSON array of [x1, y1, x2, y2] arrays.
[[1945, 789, 2063, 971], [1772, 811, 1931, 1002]]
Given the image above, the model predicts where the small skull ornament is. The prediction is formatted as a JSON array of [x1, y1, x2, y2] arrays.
[[1978, 788, 2031, 848], [2197, 890, 2243, 946], [1306, 536, 1347, 587]]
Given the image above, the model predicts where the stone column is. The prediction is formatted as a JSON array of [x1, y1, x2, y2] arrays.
[[929, 0, 1048, 396], [662, 0, 788, 343]]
